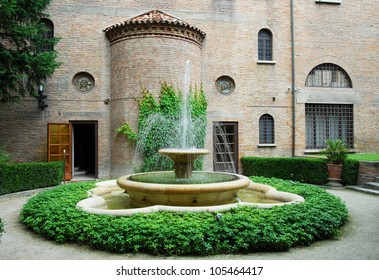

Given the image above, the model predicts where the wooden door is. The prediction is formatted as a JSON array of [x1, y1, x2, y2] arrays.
[[48, 123, 72, 180]]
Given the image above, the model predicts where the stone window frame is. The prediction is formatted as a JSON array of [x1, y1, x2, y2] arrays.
[[215, 76, 236, 95], [72, 72, 95, 93], [257, 29, 276, 64], [258, 114, 276, 147]]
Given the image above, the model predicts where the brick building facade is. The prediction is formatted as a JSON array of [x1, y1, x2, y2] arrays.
[[0, 0, 378, 180]]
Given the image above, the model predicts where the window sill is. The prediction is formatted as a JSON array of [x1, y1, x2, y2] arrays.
[[304, 149, 323, 154], [304, 149, 357, 154], [258, 144, 277, 148], [315, 0, 342, 4], [257, 60, 276, 65]]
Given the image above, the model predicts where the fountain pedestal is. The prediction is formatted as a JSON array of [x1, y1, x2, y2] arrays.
[[159, 148, 209, 179]]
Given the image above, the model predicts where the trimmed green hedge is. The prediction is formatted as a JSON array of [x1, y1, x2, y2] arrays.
[[241, 157, 328, 185], [341, 159, 359, 186], [20, 177, 348, 256], [241, 157, 359, 185], [0, 162, 64, 195]]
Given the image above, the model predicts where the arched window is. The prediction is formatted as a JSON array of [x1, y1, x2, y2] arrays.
[[40, 18, 54, 51], [259, 114, 274, 144], [305, 63, 352, 88], [258, 29, 273, 61]]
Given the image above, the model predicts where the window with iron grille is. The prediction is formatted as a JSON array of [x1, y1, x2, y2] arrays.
[[259, 114, 275, 144], [306, 63, 352, 88], [258, 29, 272, 61], [305, 104, 354, 149]]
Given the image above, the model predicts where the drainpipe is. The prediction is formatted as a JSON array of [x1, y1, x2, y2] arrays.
[[290, 0, 296, 157]]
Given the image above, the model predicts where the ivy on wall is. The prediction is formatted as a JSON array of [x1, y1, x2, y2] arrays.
[[117, 82, 207, 172]]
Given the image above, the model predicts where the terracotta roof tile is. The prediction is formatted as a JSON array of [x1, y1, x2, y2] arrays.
[[105, 9, 205, 36]]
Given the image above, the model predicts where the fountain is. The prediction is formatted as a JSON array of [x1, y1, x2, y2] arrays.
[[117, 148, 251, 207], [76, 61, 304, 216]]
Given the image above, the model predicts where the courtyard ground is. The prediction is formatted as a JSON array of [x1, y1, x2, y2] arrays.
[[0, 186, 378, 260]]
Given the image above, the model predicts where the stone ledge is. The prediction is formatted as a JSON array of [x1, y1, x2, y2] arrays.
[[346, 185, 379, 196], [257, 144, 277, 148], [315, 0, 342, 4], [76, 180, 305, 216], [257, 60, 276, 65]]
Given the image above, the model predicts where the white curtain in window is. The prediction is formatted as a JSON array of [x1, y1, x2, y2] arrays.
[[316, 115, 327, 147], [328, 114, 339, 140]]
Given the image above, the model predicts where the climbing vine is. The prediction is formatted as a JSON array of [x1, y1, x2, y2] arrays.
[[117, 82, 207, 172]]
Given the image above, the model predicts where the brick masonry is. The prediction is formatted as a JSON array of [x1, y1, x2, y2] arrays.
[[0, 0, 377, 179], [357, 161, 379, 185]]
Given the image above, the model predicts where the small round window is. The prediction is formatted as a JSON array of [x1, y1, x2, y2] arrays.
[[73, 72, 95, 92], [216, 76, 235, 95]]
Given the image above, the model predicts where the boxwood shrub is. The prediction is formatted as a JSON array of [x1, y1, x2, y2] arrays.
[[241, 157, 328, 185], [241, 157, 359, 186], [20, 177, 348, 256], [0, 162, 64, 195], [341, 159, 359, 186]]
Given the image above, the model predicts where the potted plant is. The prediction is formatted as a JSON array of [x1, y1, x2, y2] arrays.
[[323, 139, 348, 187]]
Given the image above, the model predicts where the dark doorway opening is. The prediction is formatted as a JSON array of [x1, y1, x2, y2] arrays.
[[71, 121, 98, 179], [213, 122, 239, 173]]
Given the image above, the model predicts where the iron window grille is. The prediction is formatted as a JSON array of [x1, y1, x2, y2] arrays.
[[259, 114, 275, 144], [306, 63, 352, 88], [305, 104, 354, 149], [258, 29, 273, 61]]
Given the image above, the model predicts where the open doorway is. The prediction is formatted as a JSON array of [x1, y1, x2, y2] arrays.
[[71, 121, 98, 180]]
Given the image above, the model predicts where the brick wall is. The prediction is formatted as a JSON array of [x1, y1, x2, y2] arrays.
[[0, 0, 377, 179], [357, 161, 379, 185]]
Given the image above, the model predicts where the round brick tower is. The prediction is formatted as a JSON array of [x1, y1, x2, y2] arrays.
[[105, 9, 206, 176]]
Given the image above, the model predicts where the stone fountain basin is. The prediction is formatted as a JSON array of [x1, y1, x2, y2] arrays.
[[117, 171, 251, 207], [76, 179, 305, 216]]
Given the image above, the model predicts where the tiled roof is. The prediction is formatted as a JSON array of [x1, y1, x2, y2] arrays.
[[105, 9, 205, 36], [104, 9, 206, 47]]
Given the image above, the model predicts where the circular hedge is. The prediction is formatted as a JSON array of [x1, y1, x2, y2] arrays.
[[20, 176, 348, 256]]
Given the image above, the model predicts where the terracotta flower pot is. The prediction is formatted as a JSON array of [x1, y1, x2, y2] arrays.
[[327, 163, 343, 188]]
